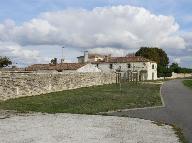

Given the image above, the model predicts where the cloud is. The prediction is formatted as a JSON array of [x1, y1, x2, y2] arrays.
[[89, 47, 136, 57], [173, 58, 181, 64], [183, 32, 192, 47], [175, 56, 192, 68], [0, 5, 189, 66], [0, 5, 185, 49], [169, 31, 192, 67], [0, 42, 49, 66]]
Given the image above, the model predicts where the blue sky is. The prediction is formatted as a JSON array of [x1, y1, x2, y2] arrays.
[[1, 0, 192, 31], [0, 0, 191, 67]]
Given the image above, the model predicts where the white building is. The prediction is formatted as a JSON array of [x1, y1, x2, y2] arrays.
[[77, 52, 157, 80], [77, 51, 110, 63]]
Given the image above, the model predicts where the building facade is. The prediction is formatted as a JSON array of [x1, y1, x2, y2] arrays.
[[77, 52, 157, 80]]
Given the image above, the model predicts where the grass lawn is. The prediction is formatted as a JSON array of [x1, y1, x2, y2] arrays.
[[183, 80, 192, 89], [0, 83, 162, 114]]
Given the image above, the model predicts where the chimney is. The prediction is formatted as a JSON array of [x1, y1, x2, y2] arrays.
[[55, 58, 57, 65], [84, 51, 89, 63], [61, 46, 65, 63], [105, 56, 108, 62]]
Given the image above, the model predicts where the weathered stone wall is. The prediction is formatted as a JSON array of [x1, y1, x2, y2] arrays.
[[157, 72, 192, 80], [0, 72, 116, 100], [170, 72, 192, 79]]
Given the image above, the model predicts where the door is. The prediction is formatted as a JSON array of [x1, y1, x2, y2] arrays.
[[152, 72, 154, 80]]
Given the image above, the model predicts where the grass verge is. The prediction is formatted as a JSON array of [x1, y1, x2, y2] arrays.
[[183, 80, 192, 89], [172, 125, 189, 143], [0, 83, 162, 114], [153, 121, 188, 143]]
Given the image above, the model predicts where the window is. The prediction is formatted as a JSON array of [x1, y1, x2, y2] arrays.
[[109, 64, 113, 69], [127, 63, 131, 68], [152, 64, 154, 69]]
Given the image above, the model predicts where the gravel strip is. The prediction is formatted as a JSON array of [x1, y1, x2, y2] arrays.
[[0, 112, 179, 143]]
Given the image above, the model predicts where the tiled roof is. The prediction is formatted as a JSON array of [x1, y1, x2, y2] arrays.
[[92, 56, 155, 63], [26, 63, 86, 71]]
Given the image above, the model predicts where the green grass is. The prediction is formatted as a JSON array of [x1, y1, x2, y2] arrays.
[[153, 121, 188, 143], [172, 124, 189, 143], [0, 83, 162, 114], [183, 80, 192, 89]]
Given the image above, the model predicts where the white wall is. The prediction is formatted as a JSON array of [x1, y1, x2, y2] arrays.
[[95, 62, 147, 72], [94, 62, 148, 72], [146, 62, 157, 80], [171, 72, 192, 78], [93, 62, 158, 80], [77, 64, 101, 73]]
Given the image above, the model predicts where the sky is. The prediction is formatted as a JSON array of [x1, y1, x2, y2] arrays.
[[0, 0, 191, 68]]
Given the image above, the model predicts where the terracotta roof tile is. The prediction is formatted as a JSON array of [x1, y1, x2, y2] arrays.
[[92, 56, 155, 63], [26, 63, 86, 71]]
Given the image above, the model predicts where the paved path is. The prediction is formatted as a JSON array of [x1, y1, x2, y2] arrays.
[[0, 113, 179, 143], [108, 79, 192, 142]]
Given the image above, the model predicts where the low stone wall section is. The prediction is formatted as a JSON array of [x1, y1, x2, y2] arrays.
[[0, 72, 116, 100], [170, 72, 192, 79]]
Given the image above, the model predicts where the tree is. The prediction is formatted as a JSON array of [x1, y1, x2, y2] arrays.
[[135, 47, 169, 77], [50, 58, 57, 65], [170, 63, 180, 73], [170, 62, 192, 73], [0, 56, 12, 68], [135, 47, 169, 66]]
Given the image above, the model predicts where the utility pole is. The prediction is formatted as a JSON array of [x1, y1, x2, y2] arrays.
[[61, 46, 65, 63]]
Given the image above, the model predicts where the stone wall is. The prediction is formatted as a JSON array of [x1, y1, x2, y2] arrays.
[[170, 72, 192, 79], [157, 72, 192, 80], [0, 72, 116, 100]]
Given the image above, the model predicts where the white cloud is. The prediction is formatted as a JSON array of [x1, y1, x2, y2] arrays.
[[89, 47, 136, 57], [0, 5, 185, 49], [0, 5, 189, 66], [173, 58, 181, 64], [183, 32, 192, 46], [0, 42, 49, 66], [178, 56, 192, 68]]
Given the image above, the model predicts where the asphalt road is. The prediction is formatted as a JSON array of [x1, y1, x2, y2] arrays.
[[108, 79, 192, 142]]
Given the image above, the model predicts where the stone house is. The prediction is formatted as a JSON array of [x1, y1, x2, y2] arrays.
[[77, 51, 157, 80], [92, 56, 157, 80]]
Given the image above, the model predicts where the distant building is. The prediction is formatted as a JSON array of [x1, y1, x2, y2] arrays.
[[77, 51, 111, 63], [77, 51, 157, 80], [26, 63, 101, 73]]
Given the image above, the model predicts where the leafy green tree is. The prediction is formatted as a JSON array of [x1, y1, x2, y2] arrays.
[[180, 68, 192, 73], [50, 58, 57, 65], [135, 47, 169, 77], [170, 62, 192, 73], [0, 56, 12, 68], [170, 63, 180, 73], [135, 47, 169, 66]]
